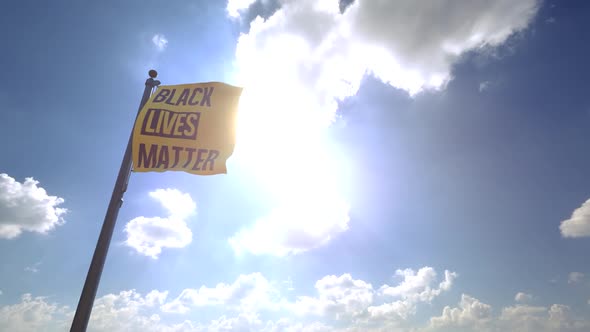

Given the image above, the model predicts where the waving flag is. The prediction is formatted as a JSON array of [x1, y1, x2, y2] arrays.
[[132, 82, 242, 175]]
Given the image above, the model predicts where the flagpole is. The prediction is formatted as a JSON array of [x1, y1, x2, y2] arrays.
[[70, 70, 161, 332]]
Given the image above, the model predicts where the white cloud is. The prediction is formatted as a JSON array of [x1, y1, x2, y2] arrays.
[[229, 195, 350, 256], [367, 300, 416, 323], [5, 267, 590, 332], [286, 267, 456, 329], [567, 272, 584, 284], [234, 0, 539, 101], [498, 304, 584, 332], [124, 217, 192, 259], [88, 290, 172, 332], [124, 189, 196, 259], [89, 290, 261, 332], [152, 34, 168, 51], [88, 288, 326, 332], [479, 81, 492, 92], [0, 173, 67, 239], [560, 199, 590, 237], [226, 0, 258, 18], [163, 267, 456, 328], [230, 0, 539, 257], [367, 268, 457, 322], [379, 268, 457, 302], [206, 313, 263, 331], [86, 287, 590, 332], [89, 289, 255, 332], [24, 261, 41, 273], [515, 292, 534, 303], [291, 273, 373, 319], [161, 273, 278, 314], [145, 290, 169, 307], [429, 294, 493, 329], [428, 297, 590, 332], [149, 189, 196, 220], [262, 319, 332, 332], [0, 294, 69, 332]]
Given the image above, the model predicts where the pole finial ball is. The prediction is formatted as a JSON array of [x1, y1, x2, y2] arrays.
[[148, 69, 158, 78]]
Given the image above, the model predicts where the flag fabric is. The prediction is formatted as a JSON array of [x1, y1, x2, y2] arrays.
[[132, 82, 243, 175]]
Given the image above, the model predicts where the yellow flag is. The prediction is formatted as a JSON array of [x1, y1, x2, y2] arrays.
[[132, 82, 243, 175]]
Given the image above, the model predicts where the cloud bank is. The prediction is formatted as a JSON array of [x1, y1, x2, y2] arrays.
[[4, 265, 590, 331]]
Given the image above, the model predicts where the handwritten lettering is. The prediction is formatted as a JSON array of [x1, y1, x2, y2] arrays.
[[137, 143, 220, 171], [140, 109, 200, 139], [152, 87, 214, 107]]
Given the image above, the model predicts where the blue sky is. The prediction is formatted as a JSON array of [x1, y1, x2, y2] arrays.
[[1, 0, 590, 331]]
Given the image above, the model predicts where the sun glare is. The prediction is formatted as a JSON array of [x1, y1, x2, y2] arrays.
[[231, 79, 351, 254], [226, 16, 356, 254]]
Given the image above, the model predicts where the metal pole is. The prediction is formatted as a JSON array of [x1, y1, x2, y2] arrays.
[[70, 70, 161, 332]]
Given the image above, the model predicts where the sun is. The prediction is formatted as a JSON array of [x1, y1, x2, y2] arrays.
[[230, 82, 351, 253]]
